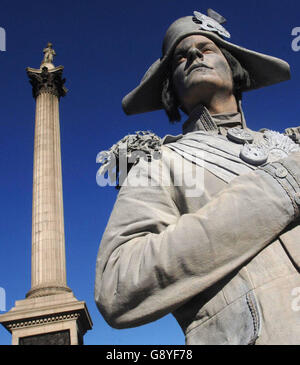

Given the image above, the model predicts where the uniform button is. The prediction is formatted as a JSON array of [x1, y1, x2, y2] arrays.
[[275, 166, 288, 178], [294, 192, 300, 206]]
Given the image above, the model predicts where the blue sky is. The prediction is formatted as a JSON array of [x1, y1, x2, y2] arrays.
[[0, 0, 300, 345]]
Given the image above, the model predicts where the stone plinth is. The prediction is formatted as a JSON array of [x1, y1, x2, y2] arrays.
[[0, 293, 92, 345]]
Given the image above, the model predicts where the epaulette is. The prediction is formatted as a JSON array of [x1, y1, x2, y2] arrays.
[[96, 131, 162, 189], [259, 126, 300, 145], [285, 126, 300, 145]]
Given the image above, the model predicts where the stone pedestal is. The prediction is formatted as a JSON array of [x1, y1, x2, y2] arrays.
[[0, 49, 92, 344], [0, 293, 92, 345]]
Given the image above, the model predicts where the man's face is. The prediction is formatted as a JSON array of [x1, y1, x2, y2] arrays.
[[171, 35, 234, 113]]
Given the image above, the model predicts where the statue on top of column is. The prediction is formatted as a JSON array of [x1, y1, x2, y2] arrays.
[[42, 42, 56, 65]]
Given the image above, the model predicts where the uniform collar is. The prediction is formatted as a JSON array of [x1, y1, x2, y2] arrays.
[[182, 104, 243, 135]]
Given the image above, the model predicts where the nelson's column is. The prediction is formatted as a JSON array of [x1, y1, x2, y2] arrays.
[[0, 43, 92, 345]]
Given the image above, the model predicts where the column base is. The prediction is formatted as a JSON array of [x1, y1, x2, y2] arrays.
[[0, 292, 92, 345], [26, 285, 72, 298]]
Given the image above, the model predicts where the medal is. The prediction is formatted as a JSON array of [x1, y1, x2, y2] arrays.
[[227, 128, 254, 144], [240, 144, 268, 166], [239, 130, 300, 166]]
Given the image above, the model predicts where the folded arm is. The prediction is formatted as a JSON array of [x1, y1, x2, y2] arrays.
[[95, 149, 300, 329]]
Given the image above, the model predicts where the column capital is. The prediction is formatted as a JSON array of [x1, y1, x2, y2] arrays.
[[27, 66, 68, 99]]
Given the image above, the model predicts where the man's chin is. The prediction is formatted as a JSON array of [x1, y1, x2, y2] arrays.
[[185, 82, 219, 98]]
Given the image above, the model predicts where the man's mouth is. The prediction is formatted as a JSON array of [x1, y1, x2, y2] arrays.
[[187, 63, 213, 75]]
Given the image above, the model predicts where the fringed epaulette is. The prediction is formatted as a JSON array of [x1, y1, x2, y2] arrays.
[[96, 131, 162, 189], [285, 126, 300, 145]]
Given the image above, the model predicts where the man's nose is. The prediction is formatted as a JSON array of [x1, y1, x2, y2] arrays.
[[187, 47, 203, 62]]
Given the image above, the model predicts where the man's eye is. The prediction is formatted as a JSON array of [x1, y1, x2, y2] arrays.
[[176, 54, 185, 61], [173, 55, 186, 66], [202, 48, 213, 53]]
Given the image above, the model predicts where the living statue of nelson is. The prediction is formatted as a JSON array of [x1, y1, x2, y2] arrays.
[[95, 10, 300, 345]]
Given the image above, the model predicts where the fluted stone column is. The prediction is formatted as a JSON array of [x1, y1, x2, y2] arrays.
[[0, 45, 92, 345], [26, 65, 71, 298]]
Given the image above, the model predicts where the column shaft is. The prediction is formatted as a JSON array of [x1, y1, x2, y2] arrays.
[[27, 91, 70, 298]]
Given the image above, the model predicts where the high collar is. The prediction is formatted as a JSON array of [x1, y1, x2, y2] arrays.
[[182, 104, 244, 135]]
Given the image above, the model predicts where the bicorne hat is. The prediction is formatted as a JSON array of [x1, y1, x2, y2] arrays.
[[122, 10, 290, 115]]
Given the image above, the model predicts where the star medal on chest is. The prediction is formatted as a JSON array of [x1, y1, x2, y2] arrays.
[[227, 127, 254, 144], [227, 128, 300, 166]]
